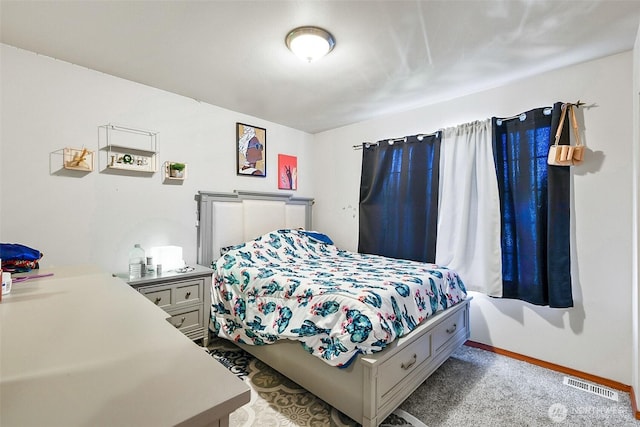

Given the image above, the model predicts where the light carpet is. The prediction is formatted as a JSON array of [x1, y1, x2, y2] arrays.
[[207, 338, 426, 427], [399, 343, 639, 426]]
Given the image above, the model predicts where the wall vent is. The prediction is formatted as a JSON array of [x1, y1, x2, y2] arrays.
[[563, 376, 619, 401]]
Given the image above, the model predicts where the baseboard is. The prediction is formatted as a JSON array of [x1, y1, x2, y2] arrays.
[[464, 340, 639, 419], [631, 386, 640, 420]]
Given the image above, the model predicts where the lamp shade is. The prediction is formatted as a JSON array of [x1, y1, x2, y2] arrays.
[[285, 26, 335, 62]]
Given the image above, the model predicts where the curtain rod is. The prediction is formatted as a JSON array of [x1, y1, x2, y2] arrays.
[[495, 100, 585, 126], [353, 131, 439, 150], [353, 100, 586, 149]]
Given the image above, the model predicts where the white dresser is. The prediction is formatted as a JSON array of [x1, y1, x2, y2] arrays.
[[0, 265, 249, 427]]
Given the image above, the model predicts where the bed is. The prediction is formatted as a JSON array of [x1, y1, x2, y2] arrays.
[[196, 191, 471, 427]]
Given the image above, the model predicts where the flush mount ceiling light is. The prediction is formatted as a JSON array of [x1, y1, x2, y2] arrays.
[[285, 26, 335, 62]]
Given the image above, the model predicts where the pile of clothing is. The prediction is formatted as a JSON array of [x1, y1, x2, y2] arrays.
[[0, 243, 43, 272]]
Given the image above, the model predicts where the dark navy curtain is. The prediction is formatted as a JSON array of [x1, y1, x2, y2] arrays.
[[492, 103, 573, 307], [358, 134, 441, 262]]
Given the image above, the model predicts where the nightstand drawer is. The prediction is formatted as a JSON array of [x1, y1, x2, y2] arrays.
[[175, 280, 202, 305], [168, 306, 202, 331], [141, 288, 172, 309], [138, 278, 203, 311]]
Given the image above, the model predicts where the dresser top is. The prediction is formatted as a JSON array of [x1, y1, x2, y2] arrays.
[[1, 265, 249, 426]]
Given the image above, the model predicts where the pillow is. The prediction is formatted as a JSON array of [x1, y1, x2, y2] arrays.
[[299, 230, 334, 245]]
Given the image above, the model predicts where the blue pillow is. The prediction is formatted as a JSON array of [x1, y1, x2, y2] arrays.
[[299, 231, 334, 245]]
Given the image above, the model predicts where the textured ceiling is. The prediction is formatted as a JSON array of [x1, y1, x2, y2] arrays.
[[2, 0, 639, 134]]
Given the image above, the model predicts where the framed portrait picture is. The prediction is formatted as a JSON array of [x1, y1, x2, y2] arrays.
[[278, 154, 297, 190], [236, 123, 266, 177]]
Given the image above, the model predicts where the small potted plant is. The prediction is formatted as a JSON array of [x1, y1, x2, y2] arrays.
[[169, 162, 186, 178]]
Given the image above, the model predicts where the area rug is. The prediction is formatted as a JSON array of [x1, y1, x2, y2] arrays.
[[207, 339, 427, 427]]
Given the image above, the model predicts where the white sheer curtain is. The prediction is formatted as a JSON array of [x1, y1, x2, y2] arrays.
[[435, 119, 502, 296]]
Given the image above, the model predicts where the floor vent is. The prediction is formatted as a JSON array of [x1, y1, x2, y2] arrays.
[[563, 376, 619, 401]]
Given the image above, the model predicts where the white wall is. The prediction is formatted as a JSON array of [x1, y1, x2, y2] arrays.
[[312, 51, 635, 385], [0, 45, 314, 274]]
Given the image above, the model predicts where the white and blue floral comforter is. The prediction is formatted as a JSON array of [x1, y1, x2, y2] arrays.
[[210, 229, 467, 367]]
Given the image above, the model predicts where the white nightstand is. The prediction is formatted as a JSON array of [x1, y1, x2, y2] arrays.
[[120, 264, 213, 346]]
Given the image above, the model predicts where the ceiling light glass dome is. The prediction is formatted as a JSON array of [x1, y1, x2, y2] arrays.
[[285, 26, 336, 62]]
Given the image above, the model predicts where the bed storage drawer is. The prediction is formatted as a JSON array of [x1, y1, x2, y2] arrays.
[[378, 331, 432, 398], [356, 299, 470, 427], [432, 304, 468, 354]]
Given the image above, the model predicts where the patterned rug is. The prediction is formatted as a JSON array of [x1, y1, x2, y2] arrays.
[[207, 339, 427, 427]]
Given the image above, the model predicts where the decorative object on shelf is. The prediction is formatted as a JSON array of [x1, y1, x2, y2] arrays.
[[163, 161, 187, 181], [169, 162, 185, 178], [63, 147, 94, 171], [278, 154, 297, 190], [99, 124, 158, 173], [236, 123, 266, 177]]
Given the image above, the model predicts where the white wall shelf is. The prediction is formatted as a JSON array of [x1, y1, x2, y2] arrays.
[[63, 147, 94, 172], [99, 124, 158, 173]]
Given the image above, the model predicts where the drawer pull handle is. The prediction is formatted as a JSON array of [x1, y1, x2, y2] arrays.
[[401, 353, 417, 370], [174, 316, 186, 328], [446, 323, 457, 334], [185, 291, 191, 299], [154, 297, 162, 305]]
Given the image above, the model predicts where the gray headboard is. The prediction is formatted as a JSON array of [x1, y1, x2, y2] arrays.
[[196, 190, 314, 266]]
